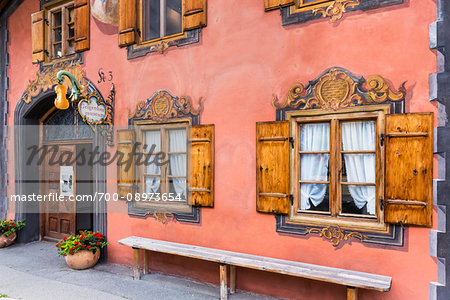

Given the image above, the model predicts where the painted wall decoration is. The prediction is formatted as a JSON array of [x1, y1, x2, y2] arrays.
[[20, 61, 87, 104], [273, 68, 406, 111], [91, 0, 119, 26]]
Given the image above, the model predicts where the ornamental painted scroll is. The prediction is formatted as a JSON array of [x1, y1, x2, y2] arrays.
[[312, 0, 360, 23], [20, 61, 87, 104], [273, 68, 406, 111], [129, 89, 203, 122], [306, 226, 368, 247]]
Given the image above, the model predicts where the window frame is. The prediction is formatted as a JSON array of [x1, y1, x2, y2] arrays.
[[134, 119, 192, 213], [287, 105, 388, 231], [45, 0, 76, 61], [138, 0, 185, 45], [293, 0, 334, 13]]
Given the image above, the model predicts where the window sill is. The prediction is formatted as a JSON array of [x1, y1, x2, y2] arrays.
[[127, 28, 201, 60]]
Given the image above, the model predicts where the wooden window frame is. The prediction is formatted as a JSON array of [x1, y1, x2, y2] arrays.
[[287, 106, 388, 231], [45, 0, 76, 61], [293, 0, 334, 13], [138, 0, 185, 45], [134, 119, 192, 212]]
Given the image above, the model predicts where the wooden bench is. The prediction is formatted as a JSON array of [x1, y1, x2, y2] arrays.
[[119, 236, 391, 300]]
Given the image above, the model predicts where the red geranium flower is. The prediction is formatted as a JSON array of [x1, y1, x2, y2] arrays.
[[96, 242, 101, 246]]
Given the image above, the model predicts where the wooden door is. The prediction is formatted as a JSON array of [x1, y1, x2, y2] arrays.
[[42, 144, 77, 240]]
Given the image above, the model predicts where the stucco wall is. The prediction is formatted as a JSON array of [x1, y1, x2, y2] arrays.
[[6, 0, 438, 298]]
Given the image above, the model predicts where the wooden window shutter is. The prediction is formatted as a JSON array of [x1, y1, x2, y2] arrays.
[[117, 129, 136, 199], [264, 0, 295, 12], [118, 0, 137, 47], [256, 121, 290, 214], [384, 113, 433, 226], [31, 11, 46, 64], [184, 0, 207, 30], [190, 124, 214, 207], [74, 0, 90, 52]]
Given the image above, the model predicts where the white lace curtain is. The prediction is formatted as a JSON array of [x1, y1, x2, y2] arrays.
[[145, 130, 161, 193], [300, 123, 330, 210], [169, 129, 187, 198], [342, 121, 376, 214]]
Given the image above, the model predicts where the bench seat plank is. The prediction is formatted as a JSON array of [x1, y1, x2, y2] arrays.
[[119, 236, 391, 292]]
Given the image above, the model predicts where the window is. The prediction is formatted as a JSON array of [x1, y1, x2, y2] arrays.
[[256, 107, 433, 229], [141, 0, 183, 42], [31, 0, 90, 64], [118, 0, 207, 53], [137, 122, 189, 205], [291, 111, 382, 224], [48, 2, 75, 59]]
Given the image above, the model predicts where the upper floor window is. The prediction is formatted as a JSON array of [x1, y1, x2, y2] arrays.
[[31, 0, 90, 64], [48, 2, 75, 59], [118, 0, 207, 58], [142, 0, 183, 42]]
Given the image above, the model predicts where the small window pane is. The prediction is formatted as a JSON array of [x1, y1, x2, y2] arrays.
[[166, 0, 182, 36], [145, 130, 161, 152], [54, 28, 62, 42], [169, 128, 186, 152], [300, 123, 329, 151], [68, 24, 75, 39], [342, 121, 375, 151], [143, 0, 161, 41], [68, 40, 75, 55], [169, 178, 186, 200], [341, 153, 375, 184], [300, 183, 329, 212], [300, 154, 329, 181], [145, 177, 161, 194], [342, 185, 375, 215], [169, 154, 186, 176], [54, 11, 62, 27], [54, 43, 62, 58], [68, 7, 74, 23]]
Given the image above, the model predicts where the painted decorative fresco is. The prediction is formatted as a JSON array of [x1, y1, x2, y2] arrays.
[[91, 0, 118, 25]]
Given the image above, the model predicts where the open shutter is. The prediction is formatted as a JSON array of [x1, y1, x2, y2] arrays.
[[264, 0, 295, 12], [190, 125, 214, 207], [118, 0, 137, 47], [117, 129, 136, 200], [256, 121, 290, 214], [74, 0, 90, 52], [31, 11, 46, 64], [384, 113, 433, 226], [184, 0, 207, 30]]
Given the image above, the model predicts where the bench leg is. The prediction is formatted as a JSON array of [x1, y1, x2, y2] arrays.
[[143, 250, 149, 275], [230, 265, 236, 294], [220, 263, 228, 300], [133, 247, 141, 280], [347, 287, 358, 300]]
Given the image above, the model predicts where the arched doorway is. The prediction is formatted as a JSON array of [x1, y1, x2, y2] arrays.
[[14, 80, 107, 245]]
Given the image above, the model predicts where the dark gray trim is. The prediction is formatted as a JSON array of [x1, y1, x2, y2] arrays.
[[281, 0, 404, 26], [429, 1, 450, 299], [0, 0, 25, 219], [276, 215, 404, 247], [127, 29, 201, 60]]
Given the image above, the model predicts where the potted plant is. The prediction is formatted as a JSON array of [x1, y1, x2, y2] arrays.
[[56, 230, 108, 270], [0, 219, 25, 248]]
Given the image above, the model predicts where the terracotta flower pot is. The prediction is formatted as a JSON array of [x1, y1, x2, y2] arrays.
[[0, 232, 17, 248], [65, 249, 100, 270]]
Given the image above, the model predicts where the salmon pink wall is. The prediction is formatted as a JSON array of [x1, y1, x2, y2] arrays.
[[6, 0, 437, 299]]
